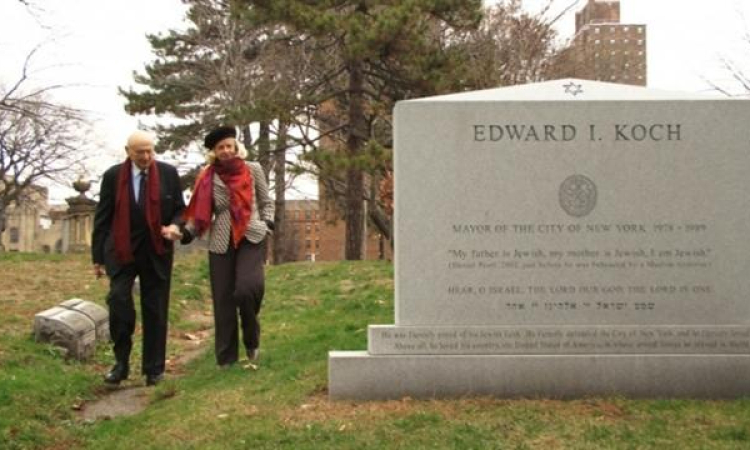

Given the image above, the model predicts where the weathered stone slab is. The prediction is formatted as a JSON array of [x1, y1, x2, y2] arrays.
[[60, 298, 109, 341], [34, 307, 96, 360], [368, 325, 750, 355], [329, 352, 750, 400]]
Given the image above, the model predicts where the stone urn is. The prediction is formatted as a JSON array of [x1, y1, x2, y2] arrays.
[[72, 178, 91, 197]]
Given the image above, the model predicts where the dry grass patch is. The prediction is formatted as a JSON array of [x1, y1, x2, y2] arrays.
[[339, 279, 356, 294], [288, 294, 319, 307], [280, 394, 436, 427], [278, 394, 633, 435], [0, 254, 108, 336]]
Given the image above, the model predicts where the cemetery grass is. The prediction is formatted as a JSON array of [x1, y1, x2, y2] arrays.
[[1, 255, 750, 449]]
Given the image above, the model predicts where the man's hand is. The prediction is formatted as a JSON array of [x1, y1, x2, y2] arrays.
[[93, 264, 105, 279], [161, 224, 183, 241]]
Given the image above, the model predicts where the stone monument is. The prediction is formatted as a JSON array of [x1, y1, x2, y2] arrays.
[[328, 79, 750, 400]]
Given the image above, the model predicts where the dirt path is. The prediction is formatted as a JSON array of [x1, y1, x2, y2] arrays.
[[78, 316, 212, 421]]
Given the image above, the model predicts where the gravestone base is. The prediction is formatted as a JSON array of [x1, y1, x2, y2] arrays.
[[366, 325, 750, 355], [329, 351, 750, 400]]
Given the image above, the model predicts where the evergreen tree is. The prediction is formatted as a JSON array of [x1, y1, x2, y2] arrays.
[[240, 0, 483, 260], [121, 0, 309, 263]]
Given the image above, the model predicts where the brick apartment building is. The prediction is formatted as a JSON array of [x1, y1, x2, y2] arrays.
[[278, 198, 390, 263], [555, 0, 647, 86]]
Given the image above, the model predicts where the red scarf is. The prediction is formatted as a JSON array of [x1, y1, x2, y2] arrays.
[[184, 157, 253, 248], [112, 159, 163, 263]]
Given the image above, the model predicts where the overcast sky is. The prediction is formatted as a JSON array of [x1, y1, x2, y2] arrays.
[[2, 0, 750, 201]]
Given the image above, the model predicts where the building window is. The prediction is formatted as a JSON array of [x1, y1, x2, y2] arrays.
[[624, 51, 630, 55], [638, 75, 643, 80], [315, 224, 320, 232], [305, 210, 311, 220], [9, 227, 19, 244], [610, 39, 616, 44], [610, 27, 615, 33], [594, 52, 599, 58], [638, 51, 644, 56], [315, 238, 320, 250], [637, 39, 643, 45], [305, 254, 312, 261], [610, 50, 616, 56], [306, 239, 311, 250], [611, 75, 617, 80], [305, 223, 311, 233], [595, 39, 600, 45], [624, 27, 629, 32], [637, 27, 643, 34], [623, 39, 629, 44], [595, 27, 600, 33]]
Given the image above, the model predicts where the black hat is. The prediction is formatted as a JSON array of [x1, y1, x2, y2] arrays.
[[204, 126, 237, 149]]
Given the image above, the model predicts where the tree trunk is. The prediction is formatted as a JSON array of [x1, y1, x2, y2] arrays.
[[0, 200, 5, 252], [241, 123, 253, 154], [367, 173, 392, 240], [344, 60, 366, 260], [252, 121, 272, 263], [257, 121, 272, 180], [272, 122, 288, 265]]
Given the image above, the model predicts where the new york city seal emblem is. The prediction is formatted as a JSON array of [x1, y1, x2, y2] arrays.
[[559, 174, 597, 217]]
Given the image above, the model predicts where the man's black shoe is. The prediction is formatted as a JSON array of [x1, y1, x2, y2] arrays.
[[145, 373, 164, 386], [104, 364, 129, 385]]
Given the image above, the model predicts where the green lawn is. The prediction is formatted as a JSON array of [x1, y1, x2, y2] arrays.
[[1, 253, 749, 449]]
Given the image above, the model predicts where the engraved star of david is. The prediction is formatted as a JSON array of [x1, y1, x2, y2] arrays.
[[563, 82, 584, 96]]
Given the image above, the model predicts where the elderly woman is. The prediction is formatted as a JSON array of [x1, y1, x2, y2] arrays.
[[180, 126, 274, 368]]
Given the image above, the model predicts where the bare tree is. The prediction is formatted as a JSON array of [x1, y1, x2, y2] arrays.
[[0, 96, 88, 200], [706, 55, 750, 97], [0, 47, 79, 119], [0, 50, 90, 247], [461, 0, 564, 88]]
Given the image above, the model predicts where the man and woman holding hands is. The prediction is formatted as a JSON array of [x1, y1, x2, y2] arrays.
[[92, 126, 273, 386]]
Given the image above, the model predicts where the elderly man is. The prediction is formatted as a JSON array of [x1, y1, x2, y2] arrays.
[[92, 131, 189, 386]]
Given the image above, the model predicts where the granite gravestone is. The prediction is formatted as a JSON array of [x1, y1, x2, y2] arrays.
[[328, 79, 750, 400]]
